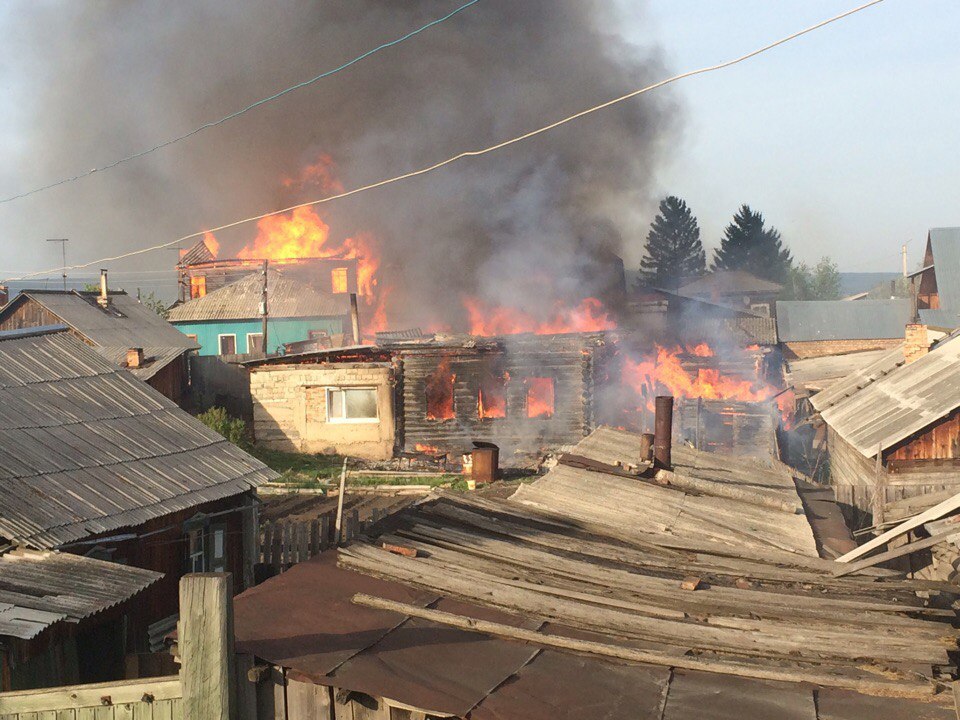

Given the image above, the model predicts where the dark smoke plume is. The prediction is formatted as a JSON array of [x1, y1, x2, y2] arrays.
[[1, 1, 675, 326]]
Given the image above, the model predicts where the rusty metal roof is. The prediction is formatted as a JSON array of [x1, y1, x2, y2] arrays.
[[0, 330, 275, 548], [167, 269, 350, 323], [818, 334, 960, 457], [0, 547, 162, 639], [234, 427, 957, 718], [1, 290, 198, 381]]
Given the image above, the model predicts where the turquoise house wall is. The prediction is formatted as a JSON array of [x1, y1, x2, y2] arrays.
[[172, 317, 345, 356]]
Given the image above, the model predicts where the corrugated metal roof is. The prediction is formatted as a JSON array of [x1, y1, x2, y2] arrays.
[[167, 269, 350, 322], [785, 347, 903, 392], [0, 331, 276, 548], [776, 299, 914, 342], [0, 547, 162, 639], [819, 334, 960, 456], [176, 238, 215, 267], [5, 291, 199, 380], [809, 346, 905, 413], [919, 307, 960, 328]]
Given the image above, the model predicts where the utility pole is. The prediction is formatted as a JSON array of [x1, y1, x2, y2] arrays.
[[902, 243, 908, 278], [45, 239, 69, 291], [260, 260, 268, 355]]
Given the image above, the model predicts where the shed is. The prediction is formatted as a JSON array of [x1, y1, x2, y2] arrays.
[[814, 330, 960, 524], [168, 268, 351, 356], [0, 289, 198, 404], [677, 270, 783, 317], [0, 326, 275, 690]]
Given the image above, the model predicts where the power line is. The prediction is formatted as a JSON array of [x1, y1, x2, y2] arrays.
[[0, 0, 481, 206], [2, 0, 885, 285]]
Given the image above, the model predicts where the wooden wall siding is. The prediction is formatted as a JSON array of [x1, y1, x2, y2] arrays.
[[147, 356, 189, 407], [399, 344, 600, 454], [0, 296, 63, 332], [887, 408, 960, 462], [0, 675, 182, 718], [252, 674, 428, 720], [258, 509, 386, 571]]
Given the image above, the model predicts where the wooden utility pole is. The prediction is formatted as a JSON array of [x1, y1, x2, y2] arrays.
[[335, 458, 348, 544], [349, 292, 361, 344], [260, 260, 269, 354], [179, 573, 236, 720]]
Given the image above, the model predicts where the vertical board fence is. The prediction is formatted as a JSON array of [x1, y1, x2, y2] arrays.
[[258, 507, 387, 571]]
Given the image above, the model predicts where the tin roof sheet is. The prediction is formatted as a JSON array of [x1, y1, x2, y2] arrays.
[[776, 299, 914, 342], [167, 269, 350, 322], [0, 330, 275, 548]]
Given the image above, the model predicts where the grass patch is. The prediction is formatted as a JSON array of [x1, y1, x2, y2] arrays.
[[251, 448, 346, 485], [347, 475, 460, 488]]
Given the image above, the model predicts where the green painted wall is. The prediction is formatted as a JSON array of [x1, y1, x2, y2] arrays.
[[172, 317, 345, 356]]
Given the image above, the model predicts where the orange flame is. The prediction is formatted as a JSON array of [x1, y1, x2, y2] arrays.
[[203, 232, 220, 258], [425, 357, 456, 421], [465, 297, 615, 336], [282, 154, 343, 193], [478, 372, 507, 419], [414, 443, 442, 454], [526, 377, 555, 418], [623, 344, 776, 412]]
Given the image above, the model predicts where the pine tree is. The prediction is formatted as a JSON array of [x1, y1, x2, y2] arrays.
[[712, 205, 793, 283], [637, 196, 706, 290]]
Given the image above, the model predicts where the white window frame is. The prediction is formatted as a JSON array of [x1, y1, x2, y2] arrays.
[[218, 333, 237, 356], [325, 386, 380, 424], [246, 332, 264, 353]]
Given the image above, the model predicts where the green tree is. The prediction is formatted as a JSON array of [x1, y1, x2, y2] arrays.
[[637, 196, 706, 289], [139, 290, 170, 319], [712, 205, 793, 283], [783, 257, 842, 300]]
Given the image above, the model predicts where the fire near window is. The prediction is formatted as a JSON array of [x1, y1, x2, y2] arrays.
[[425, 358, 455, 421], [190, 275, 206, 298], [526, 377, 555, 419], [331, 267, 349, 294], [327, 387, 378, 422], [478, 371, 507, 419]]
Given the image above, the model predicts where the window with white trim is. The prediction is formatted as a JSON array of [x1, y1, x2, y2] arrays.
[[218, 334, 237, 355], [247, 333, 264, 353], [326, 387, 378, 423]]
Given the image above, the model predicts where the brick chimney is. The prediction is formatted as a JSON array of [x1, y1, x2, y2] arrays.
[[904, 323, 929, 364], [126, 348, 144, 368]]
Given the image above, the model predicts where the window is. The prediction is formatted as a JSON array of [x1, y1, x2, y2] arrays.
[[326, 387, 379, 423], [190, 276, 206, 299], [218, 334, 237, 355], [526, 377, 555, 418], [247, 333, 264, 353], [308, 330, 329, 341], [185, 334, 198, 343], [184, 515, 228, 573], [425, 358, 455, 421], [478, 371, 507, 419], [331, 267, 349, 294]]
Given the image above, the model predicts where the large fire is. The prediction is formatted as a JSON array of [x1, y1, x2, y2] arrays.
[[622, 344, 778, 411], [425, 357, 456, 421], [465, 297, 615, 336], [478, 371, 508, 419], [526, 377, 555, 418]]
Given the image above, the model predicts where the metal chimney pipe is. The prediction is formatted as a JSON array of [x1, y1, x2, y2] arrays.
[[654, 395, 674, 470], [349, 293, 361, 344], [97, 269, 109, 308], [639, 433, 654, 463]]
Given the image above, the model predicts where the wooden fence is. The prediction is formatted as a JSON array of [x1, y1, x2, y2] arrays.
[[258, 507, 387, 570], [0, 575, 233, 720]]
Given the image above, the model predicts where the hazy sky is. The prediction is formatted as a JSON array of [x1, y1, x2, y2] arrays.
[[0, 0, 956, 296]]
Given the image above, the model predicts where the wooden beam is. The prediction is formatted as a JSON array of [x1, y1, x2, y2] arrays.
[[833, 529, 960, 577], [0, 676, 180, 713], [350, 593, 937, 699], [180, 573, 236, 720], [836, 491, 960, 563]]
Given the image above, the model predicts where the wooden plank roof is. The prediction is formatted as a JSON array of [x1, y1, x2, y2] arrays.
[[0, 329, 275, 548]]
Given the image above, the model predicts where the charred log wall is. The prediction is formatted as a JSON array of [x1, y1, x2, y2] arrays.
[[399, 334, 612, 456]]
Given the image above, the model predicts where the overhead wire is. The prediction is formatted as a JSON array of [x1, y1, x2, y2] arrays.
[[0, 0, 481, 206], [3, 0, 885, 285]]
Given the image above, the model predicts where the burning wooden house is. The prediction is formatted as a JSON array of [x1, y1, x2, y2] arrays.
[[176, 236, 360, 301], [246, 332, 617, 461]]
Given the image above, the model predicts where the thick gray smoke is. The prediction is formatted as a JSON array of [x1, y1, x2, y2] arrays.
[[1, 1, 675, 327]]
